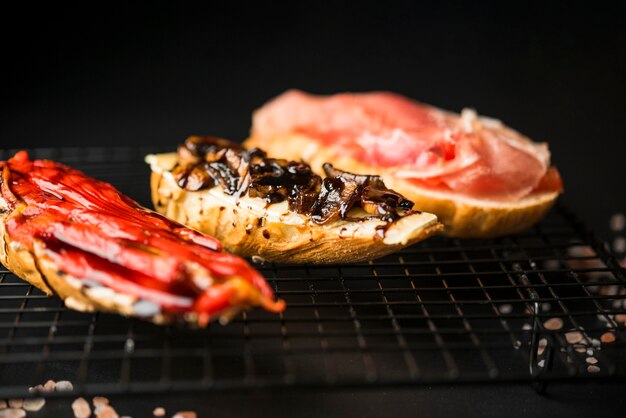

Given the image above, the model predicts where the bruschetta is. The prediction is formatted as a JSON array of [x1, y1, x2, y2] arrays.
[[0, 151, 284, 326], [146, 137, 442, 264], [245, 90, 563, 238]]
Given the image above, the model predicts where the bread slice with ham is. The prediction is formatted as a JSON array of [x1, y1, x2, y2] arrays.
[[245, 90, 563, 238]]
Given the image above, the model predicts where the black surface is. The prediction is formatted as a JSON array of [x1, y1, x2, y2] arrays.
[[2, 1, 626, 241], [2, 3, 626, 417]]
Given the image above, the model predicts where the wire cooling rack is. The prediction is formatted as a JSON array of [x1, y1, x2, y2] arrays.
[[0, 147, 624, 398]]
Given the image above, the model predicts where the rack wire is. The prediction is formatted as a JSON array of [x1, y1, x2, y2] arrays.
[[0, 147, 624, 398]]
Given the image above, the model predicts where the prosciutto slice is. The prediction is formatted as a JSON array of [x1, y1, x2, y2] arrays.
[[252, 90, 561, 202]]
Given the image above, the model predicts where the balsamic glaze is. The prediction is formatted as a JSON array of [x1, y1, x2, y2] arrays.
[[172, 136, 415, 226]]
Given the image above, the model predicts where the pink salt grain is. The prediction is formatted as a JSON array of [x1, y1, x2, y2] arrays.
[[173, 412, 198, 418], [543, 318, 563, 330], [96, 405, 119, 418], [153, 407, 166, 416], [565, 331, 584, 344], [72, 397, 91, 418]]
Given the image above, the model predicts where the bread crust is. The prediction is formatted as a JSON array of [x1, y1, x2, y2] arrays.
[[0, 208, 149, 321], [147, 153, 443, 264], [244, 134, 559, 238]]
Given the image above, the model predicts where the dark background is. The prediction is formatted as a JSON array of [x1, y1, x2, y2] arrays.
[[2, 2, 626, 416], [2, 1, 626, 240]]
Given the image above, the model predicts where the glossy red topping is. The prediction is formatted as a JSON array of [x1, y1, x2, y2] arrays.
[[0, 151, 284, 324], [252, 90, 563, 201]]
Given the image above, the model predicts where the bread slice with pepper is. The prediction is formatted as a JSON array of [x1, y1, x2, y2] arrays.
[[146, 137, 443, 264]]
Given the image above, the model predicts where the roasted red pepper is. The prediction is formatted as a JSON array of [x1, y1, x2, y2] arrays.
[[0, 151, 284, 325]]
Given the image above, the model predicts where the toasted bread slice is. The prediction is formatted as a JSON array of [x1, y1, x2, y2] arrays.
[[245, 134, 559, 238], [147, 152, 442, 264]]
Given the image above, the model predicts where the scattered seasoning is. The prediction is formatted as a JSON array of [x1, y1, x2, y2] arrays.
[[587, 365, 601, 373], [0, 409, 26, 418], [574, 345, 587, 353], [543, 317, 563, 330], [43, 380, 57, 392], [522, 323, 532, 331], [23, 398, 46, 412], [93, 397, 109, 407], [537, 359, 545, 368], [537, 338, 547, 356], [586, 357, 598, 365], [610, 213, 625, 231], [498, 304, 513, 315], [28, 385, 44, 394], [96, 405, 119, 418], [565, 331, 584, 344], [173, 412, 198, 418], [56, 380, 74, 392], [72, 397, 91, 418], [601, 332, 616, 344], [153, 407, 166, 416], [7, 400, 22, 409]]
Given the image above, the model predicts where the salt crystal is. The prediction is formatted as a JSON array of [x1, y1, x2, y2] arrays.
[[586, 357, 598, 365], [7, 400, 22, 409], [610, 213, 625, 231], [522, 323, 532, 331], [498, 304, 513, 314], [513, 340, 522, 350], [601, 332, 616, 344], [153, 407, 166, 416], [587, 365, 601, 373], [541, 302, 551, 312], [543, 317, 563, 330], [56, 381, 74, 392], [93, 397, 109, 407], [23, 397, 45, 412], [574, 345, 587, 353], [613, 237, 626, 253], [96, 405, 119, 418], [43, 380, 56, 392], [565, 331, 584, 344], [615, 314, 626, 324], [173, 412, 197, 418], [537, 359, 545, 368], [72, 397, 91, 418], [28, 385, 44, 394], [0, 409, 26, 418], [537, 338, 547, 356]]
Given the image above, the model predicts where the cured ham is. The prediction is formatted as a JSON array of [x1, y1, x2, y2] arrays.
[[252, 90, 562, 202]]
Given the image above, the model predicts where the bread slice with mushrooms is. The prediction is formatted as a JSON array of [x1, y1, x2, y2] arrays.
[[146, 137, 443, 264]]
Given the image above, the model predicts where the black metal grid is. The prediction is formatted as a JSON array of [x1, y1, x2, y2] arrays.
[[0, 147, 625, 398]]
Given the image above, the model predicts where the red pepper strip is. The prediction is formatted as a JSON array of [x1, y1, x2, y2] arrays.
[[42, 240, 195, 310], [1, 164, 18, 210], [3, 152, 284, 322]]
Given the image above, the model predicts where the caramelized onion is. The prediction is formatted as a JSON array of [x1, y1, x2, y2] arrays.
[[172, 137, 415, 224]]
